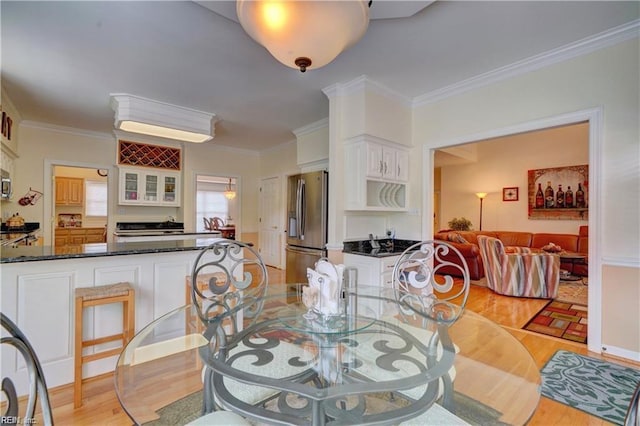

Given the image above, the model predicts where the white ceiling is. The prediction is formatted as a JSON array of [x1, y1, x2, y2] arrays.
[[1, 1, 638, 152]]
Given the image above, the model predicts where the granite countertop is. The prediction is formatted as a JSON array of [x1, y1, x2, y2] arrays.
[[113, 231, 222, 237], [342, 239, 420, 258], [0, 238, 234, 263]]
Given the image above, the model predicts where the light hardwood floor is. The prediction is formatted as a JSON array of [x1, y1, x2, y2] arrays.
[[43, 268, 637, 425]]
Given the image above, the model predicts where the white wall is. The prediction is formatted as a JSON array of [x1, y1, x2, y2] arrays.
[[415, 39, 639, 259], [5, 118, 273, 244], [439, 122, 589, 233], [182, 142, 261, 236], [414, 38, 639, 359]]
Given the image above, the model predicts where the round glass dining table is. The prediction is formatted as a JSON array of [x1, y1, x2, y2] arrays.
[[114, 286, 540, 425]]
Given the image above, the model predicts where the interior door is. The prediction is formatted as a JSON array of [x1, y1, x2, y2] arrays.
[[259, 176, 282, 268]]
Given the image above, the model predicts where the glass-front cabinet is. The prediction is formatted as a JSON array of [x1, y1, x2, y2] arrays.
[[118, 166, 180, 206]]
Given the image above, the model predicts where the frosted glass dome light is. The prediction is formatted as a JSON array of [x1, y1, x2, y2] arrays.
[[236, 0, 370, 72]]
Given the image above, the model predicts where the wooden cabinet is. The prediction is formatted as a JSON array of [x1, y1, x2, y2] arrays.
[[55, 177, 84, 205], [118, 167, 180, 207], [55, 227, 105, 246], [85, 228, 106, 243], [345, 136, 409, 211]]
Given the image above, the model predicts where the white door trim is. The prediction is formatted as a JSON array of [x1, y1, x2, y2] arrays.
[[422, 107, 603, 355]]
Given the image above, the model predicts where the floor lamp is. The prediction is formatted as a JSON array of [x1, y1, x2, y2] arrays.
[[475, 192, 487, 231]]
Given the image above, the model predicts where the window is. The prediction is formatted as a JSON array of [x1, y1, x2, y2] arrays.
[[85, 180, 108, 217], [196, 189, 229, 232]]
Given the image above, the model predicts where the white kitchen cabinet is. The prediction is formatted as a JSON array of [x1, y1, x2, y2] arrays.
[[343, 253, 400, 318], [1, 251, 194, 394], [345, 135, 409, 211], [365, 142, 407, 182], [118, 166, 180, 206]]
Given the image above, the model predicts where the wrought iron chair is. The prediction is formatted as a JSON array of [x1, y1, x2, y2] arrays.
[[390, 240, 471, 422], [392, 239, 471, 325], [190, 239, 279, 415], [626, 380, 640, 426], [190, 239, 268, 332], [1, 313, 54, 425]]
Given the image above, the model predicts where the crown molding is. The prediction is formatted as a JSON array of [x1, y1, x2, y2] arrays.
[[258, 137, 296, 154], [293, 117, 329, 138], [414, 19, 640, 107], [323, 75, 412, 108], [20, 120, 114, 140], [343, 133, 405, 149]]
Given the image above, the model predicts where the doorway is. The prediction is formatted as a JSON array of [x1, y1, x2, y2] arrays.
[[195, 174, 237, 233], [426, 108, 601, 353], [53, 165, 108, 248], [259, 176, 283, 268]]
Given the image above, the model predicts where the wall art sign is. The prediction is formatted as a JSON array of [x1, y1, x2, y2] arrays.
[[1, 109, 13, 141], [503, 187, 519, 201], [528, 164, 588, 220]]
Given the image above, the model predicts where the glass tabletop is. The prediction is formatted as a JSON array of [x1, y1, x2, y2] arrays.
[[114, 285, 540, 425], [276, 304, 377, 335]]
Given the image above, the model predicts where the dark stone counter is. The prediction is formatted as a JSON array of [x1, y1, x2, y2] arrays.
[[342, 239, 420, 258], [0, 238, 228, 263]]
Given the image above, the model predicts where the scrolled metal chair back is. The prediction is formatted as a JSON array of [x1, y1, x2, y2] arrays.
[[625, 380, 640, 426], [1, 313, 54, 425], [190, 239, 268, 334], [392, 240, 471, 325]]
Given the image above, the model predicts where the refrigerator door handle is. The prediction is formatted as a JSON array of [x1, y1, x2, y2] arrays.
[[295, 178, 304, 239], [296, 179, 306, 240]]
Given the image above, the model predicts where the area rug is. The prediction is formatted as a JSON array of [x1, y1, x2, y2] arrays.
[[556, 282, 588, 305], [523, 300, 588, 343], [143, 390, 505, 426], [541, 349, 640, 425]]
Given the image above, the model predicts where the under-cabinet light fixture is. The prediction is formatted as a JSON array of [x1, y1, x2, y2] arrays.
[[110, 93, 216, 143]]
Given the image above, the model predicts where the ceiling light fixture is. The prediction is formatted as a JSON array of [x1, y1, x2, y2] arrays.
[[236, 0, 370, 73], [110, 93, 217, 143], [224, 178, 236, 200]]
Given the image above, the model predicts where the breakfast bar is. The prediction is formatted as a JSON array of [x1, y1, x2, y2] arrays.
[[0, 238, 226, 394]]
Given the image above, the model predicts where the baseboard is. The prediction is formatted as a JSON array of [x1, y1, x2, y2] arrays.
[[601, 345, 640, 363]]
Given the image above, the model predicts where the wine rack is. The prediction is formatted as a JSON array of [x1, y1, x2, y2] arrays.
[[118, 140, 181, 170]]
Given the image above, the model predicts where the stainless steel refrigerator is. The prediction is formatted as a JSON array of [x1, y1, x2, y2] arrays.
[[285, 171, 328, 291]]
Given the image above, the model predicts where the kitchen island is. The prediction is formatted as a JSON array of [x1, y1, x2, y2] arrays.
[[0, 237, 223, 263], [0, 238, 238, 395]]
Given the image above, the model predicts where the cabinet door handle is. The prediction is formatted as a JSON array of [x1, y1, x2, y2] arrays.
[[379, 160, 383, 174], [397, 164, 400, 177], [384, 162, 387, 174]]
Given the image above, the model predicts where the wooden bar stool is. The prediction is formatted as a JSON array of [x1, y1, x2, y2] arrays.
[[74, 282, 135, 408]]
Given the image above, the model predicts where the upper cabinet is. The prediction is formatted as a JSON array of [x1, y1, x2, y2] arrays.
[[118, 166, 180, 207], [55, 177, 84, 206], [365, 143, 409, 182], [344, 136, 409, 211]]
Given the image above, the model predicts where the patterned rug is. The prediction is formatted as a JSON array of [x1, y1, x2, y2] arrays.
[[556, 281, 588, 305], [144, 390, 505, 425], [541, 350, 640, 425], [523, 300, 588, 343]]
